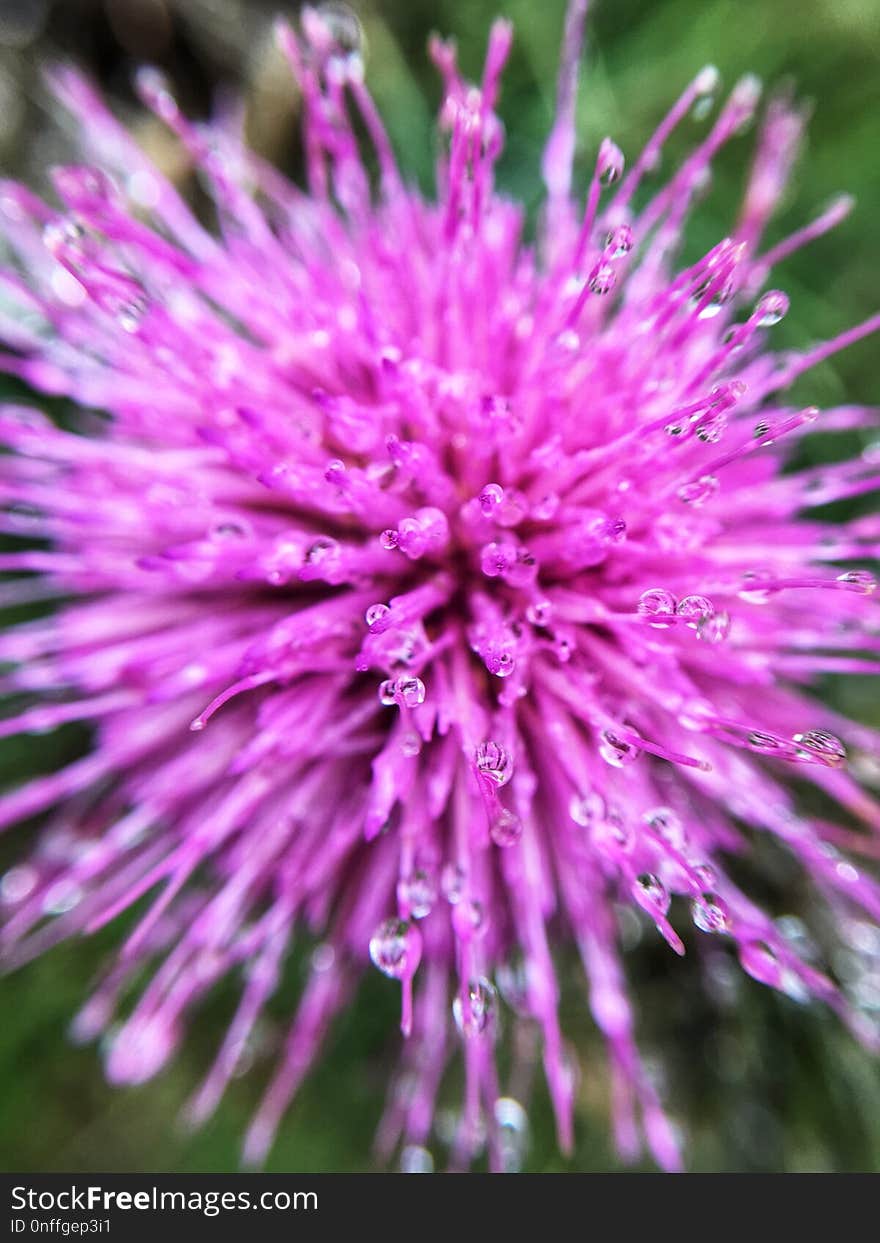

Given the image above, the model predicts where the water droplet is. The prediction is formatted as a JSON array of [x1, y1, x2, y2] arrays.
[[127, 169, 161, 209], [453, 977, 496, 1038], [697, 610, 731, 643], [692, 862, 717, 888], [494, 1097, 529, 1173], [135, 66, 179, 124], [748, 730, 787, 755], [644, 807, 687, 849], [0, 864, 37, 905], [597, 138, 625, 187], [585, 513, 626, 545], [570, 790, 605, 827], [114, 291, 150, 333], [694, 276, 734, 319], [676, 594, 714, 626], [493, 650, 517, 678], [365, 602, 390, 628], [554, 634, 574, 663], [632, 872, 671, 917], [588, 261, 617, 296], [677, 475, 719, 507], [692, 893, 731, 934], [490, 808, 523, 848], [475, 740, 513, 786], [495, 958, 529, 1014], [305, 537, 339, 565], [604, 224, 634, 258], [379, 529, 399, 550], [369, 917, 421, 979], [441, 862, 466, 905], [480, 540, 514, 578], [531, 493, 560, 521], [739, 940, 783, 987], [211, 520, 248, 540], [638, 587, 678, 627], [452, 897, 487, 940], [694, 410, 728, 443], [315, 1, 365, 57], [42, 879, 83, 916], [599, 727, 641, 768], [691, 66, 719, 120], [775, 915, 818, 961], [526, 599, 553, 626], [400, 732, 422, 757], [754, 289, 789, 327], [42, 217, 87, 263], [396, 676, 426, 708], [836, 570, 876, 595], [591, 807, 634, 854], [398, 869, 437, 920], [792, 729, 846, 768], [738, 569, 773, 604], [311, 943, 335, 973], [479, 483, 504, 515], [553, 329, 581, 352], [378, 679, 397, 706], [400, 1144, 434, 1174]]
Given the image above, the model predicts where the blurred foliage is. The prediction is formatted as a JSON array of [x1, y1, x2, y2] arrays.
[[1, 0, 879, 1173]]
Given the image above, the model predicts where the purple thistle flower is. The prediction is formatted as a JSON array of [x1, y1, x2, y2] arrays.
[[1, 0, 879, 1172]]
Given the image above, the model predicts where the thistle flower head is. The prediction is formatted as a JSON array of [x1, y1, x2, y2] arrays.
[[1, 1, 879, 1172]]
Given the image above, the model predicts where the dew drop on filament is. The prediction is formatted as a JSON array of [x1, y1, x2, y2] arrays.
[[644, 806, 687, 850], [452, 977, 497, 1038], [836, 570, 876, 595], [676, 594, 714, 625], [692, 862, 717, 889], [369, 918, 422, 979], [397, 870, 437, 919], [697, 610, 731, 643], [570, 790, 605, 827], [494, 1097, 529, 1173], [792, 729, 846, 768], [378, 679, 398, 706], [754, 290, 789, 327], [588, 262, 617, 295], [396, 676, 426, 708], [479, 483, 504, 515], [599, 727, 641, 768], [526, 599, 553, 627], [677, 475, 719, 507], [632, 872, 671, 917], [365, 602, 390, 628], [400, 1145, 434, 1174], [452, 897, 486, 940], [490, 808, 523, 848], [475, 740, 514, 786], [692, 893, 731, 934], [441, 862, 466, 905], [603, 224, 634, 258], [637, 587, 677, 627], [597, 138, 625, 187], [738, 570, 773, 604]]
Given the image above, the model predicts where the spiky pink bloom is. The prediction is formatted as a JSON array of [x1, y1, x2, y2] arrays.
[[1, 1, 879, 1172]]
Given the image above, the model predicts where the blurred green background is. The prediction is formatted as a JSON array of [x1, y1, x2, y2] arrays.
[[1, 0, 879, 1172]]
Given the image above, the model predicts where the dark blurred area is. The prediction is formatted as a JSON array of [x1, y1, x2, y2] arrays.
[[0, 0, 879, 1172]]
